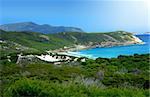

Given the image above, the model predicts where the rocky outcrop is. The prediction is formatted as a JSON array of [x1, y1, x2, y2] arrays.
[[16, 54, 36, 67]]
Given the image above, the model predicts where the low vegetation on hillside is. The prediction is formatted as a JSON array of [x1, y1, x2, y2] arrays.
[[0, 30, 134, 52]]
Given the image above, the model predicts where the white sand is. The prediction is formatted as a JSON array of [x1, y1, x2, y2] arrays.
[[36, 55, 60, 62]]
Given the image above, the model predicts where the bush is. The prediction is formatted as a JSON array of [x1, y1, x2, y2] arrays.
[[4, 78, 149, 97]]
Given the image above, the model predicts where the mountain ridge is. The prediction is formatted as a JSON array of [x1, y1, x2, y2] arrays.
[[0, 22, 84, 34]]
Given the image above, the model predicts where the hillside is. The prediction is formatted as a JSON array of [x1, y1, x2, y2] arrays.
[[53, 31, 134, 44], [0, 30, 140, 53], [0, 22, 83, 34], [0, 30, 142, 54]]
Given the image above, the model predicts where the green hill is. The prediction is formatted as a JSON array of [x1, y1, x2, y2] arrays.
[[53, 31, 133, 44], [0, 30, 135, 53]]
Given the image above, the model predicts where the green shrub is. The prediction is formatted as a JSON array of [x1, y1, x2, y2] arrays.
[[4, 78, 149, 97]]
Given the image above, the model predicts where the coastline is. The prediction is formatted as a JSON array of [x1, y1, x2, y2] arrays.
[[49, 35, 145, 58], [36, 35, 149, 62]]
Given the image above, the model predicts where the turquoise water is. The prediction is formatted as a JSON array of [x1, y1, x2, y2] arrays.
[[74, 34, 150, 59]]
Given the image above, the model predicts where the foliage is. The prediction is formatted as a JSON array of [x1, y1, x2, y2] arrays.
[[4, 78, 149, 97], [1, 54, 150, 96]]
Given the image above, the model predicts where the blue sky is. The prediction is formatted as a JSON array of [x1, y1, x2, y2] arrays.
[[0, 0, 149, 33]]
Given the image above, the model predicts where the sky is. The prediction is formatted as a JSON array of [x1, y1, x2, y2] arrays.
[[0, 0, 149, 33]]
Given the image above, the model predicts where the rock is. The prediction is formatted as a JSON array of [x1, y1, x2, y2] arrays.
[[96, 70, 104, 80], [16, 54, 35, 68]]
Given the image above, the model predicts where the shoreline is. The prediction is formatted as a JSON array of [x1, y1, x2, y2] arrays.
[[52, 41, 145, 53], [35, 35, 147, 62], [57, 42, 145, 59], [46, 35, 145, 59]]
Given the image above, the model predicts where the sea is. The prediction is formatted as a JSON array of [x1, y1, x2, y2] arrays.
[[71, 34, 150, 59]]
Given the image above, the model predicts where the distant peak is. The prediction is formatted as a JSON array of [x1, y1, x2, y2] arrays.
[[42, 24, 49, 26], [116, 30, 127, 33], [19, 22, 37, 25], [23, 21, 35, 24]]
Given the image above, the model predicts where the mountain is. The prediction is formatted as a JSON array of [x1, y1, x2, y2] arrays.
[[0, 22, 84, 34]]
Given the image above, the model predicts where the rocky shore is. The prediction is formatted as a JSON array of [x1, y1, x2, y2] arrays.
[[51, 35, 144, 53]]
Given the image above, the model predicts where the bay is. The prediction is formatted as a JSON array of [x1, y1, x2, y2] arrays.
[[74, 34, 150, 59]]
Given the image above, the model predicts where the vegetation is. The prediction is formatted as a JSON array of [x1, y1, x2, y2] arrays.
[[0, 54, 149, 96], [0, 30, 149, 96], [3, 78, 149, 97], [0, 30, 134, 52]]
